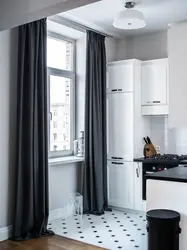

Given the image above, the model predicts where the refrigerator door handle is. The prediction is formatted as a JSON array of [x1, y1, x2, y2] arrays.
[[111, 162, 124, 165], [111, 157, 124, 160]]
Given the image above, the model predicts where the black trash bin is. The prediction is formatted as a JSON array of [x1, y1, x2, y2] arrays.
[[146, 209, 181, 250]]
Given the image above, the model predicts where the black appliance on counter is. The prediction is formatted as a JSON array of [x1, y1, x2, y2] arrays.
[[142, 154, 187, 200]]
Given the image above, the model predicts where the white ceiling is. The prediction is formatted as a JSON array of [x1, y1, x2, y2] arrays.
[[60, 0, 187, 37]]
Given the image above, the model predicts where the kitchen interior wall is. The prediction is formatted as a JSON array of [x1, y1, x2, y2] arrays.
[[0, 28, 18, 229], [115, 30, 168, 61]]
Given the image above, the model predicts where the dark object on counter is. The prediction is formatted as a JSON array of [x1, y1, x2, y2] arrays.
[[143, 136, 157, 158], [147, 209, 181, 250]]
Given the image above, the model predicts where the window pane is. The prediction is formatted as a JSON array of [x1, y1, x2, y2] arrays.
[[50, 75, 71, 152], [47, 37, 72, 71]]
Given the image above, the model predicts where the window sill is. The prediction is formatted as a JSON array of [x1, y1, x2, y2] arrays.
[[49, 156, 84, 166]]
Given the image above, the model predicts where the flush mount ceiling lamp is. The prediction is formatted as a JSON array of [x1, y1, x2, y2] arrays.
[[113, 1, 146, 30]]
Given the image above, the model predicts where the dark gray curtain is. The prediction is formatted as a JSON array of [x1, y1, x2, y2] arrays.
[[11, 19, 54, 240], [83, 31, 108, 215]]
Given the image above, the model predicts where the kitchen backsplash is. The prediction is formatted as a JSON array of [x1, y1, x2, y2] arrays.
[[150, 115, 169, 154]]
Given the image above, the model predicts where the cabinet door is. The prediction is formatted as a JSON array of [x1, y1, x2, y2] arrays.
[[134, 163, 143, 211], [107, 161, 134, 209], [107, 63, 134, 93], [107, 93, 133, 161], [142, 59, 168, 105]]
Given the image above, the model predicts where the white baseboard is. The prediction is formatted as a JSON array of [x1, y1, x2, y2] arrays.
[[0, 206, 72, 242], [0, 226, 12, 242]]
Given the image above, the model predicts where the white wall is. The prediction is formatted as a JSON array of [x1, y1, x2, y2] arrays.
[[168, 21, 187, 128], [49, 163, 82, 211], [105, 37, 117, 62], [116, 31, 168, 61], [0, 28, 18, 228], [0, 0, 99, 31]]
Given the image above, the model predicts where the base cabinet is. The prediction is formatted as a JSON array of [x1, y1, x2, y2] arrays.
[[107, 161, 134, 209], [107, 161, 143, 211]]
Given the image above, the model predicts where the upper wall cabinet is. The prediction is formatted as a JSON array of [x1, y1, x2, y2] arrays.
[[141, 58, 169, 115], [107, 60, 134, 93]]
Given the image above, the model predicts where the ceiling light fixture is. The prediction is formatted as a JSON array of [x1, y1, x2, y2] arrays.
[[113, 1, 146, 30]]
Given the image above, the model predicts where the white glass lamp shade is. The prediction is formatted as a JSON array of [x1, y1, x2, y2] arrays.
[[113, 9, 146, 30]]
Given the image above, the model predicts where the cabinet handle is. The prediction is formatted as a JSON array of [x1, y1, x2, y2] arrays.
[[118, 89, 122, 91], [136, 164, 140, 178], [111, 157, 124, 160], [136, 168, 139, 178], [153, 101, 161, 104], [111, 162, 124, 165], [111, 89, 117, 92]]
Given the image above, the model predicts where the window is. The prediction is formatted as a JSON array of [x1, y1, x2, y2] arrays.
[[47, 32, 75, 157]]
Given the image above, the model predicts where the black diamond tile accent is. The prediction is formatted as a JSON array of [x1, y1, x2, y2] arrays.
[[78, 231, 83, 234], [137, 228, 141, 231], [88, 218, 91, 220], [48, 228, 52, 230], [117, 221, 120, 223], [114, 217, 118, 219], [130, 220, 134, 222], [133, 224, 137, 226], [139, 216, 143, 218], [126, 234, 131, 237], [112, 213, 115, 215], [109, 230, 112, 232], [98, 241, 102, 244], [77, 227, 81, 229], [63, 232, 67, 234], [111, 235, 115, 237], [103, 221, 107, 223], [101, 217, 105, 219], [92, 226, 95, 228], [48, 223, 52, 226], [93, 231, 97, 233], [127, 216, 130, 218], [143, 219, 146, 222], [96, 236, 100, 238], [124, 213, 127, 215], [62, 223, 66, 225], [76, 223, 80, 225], [142, 233, 145, 235], [130, 239, 135, 242], [80, 236, 84, 239], [106, 225, 110, 228], [114, 240, 119, 243], [118, 247, 122, 249], [90, 222, 93, 224], [63, 227, 66, 230], [120, 225, 123, 227], [134, 246, 139, 248]]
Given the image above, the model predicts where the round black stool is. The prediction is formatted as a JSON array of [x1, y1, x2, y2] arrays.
[[146, 209, 181, 250]]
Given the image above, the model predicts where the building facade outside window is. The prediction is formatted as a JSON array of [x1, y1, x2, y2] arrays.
[[47, 32, 75, 157]]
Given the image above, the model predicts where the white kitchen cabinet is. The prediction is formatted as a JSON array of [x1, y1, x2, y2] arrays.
[[141, 58, 169, 115], [133, 162, 143, 211], [107, 60, 135, 93], [107, 161, 134, 209], [107, 92, 134, 161]]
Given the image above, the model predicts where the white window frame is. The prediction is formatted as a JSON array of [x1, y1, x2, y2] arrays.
[[47, 31, 76, 158]]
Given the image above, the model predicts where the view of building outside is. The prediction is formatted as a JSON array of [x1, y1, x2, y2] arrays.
[[47, 37, 72, 152]]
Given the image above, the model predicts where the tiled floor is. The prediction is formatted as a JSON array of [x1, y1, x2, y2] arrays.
[[48, 210, 147, 250]]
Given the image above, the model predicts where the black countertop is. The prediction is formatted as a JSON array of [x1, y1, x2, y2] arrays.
[[134, 157, 187, 165], [146, 166, 187, 183]]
